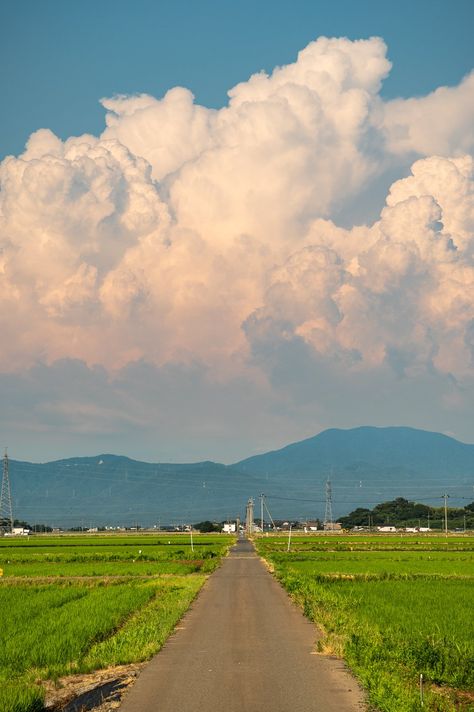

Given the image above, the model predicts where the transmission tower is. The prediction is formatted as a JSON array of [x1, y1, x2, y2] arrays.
[[0, 448, 13, 534], [324, 478, 333, 529]]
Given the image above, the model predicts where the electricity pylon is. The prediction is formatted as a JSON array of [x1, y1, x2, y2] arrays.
[[0, 449, 13, 534], [324, 478, 333, 529]]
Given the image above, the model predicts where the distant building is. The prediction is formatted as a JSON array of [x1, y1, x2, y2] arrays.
[[405, 527, 431, 533], [12, 527, 30, 536], [304, 521, 319, 532], [377, 526, 397, 532], [223, 523, 236, 533], [323, 522, 342, 531]]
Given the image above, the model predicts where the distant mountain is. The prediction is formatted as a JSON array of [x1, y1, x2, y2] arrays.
[[10, 454, 258, 529], [7, 427, 474, 527], [232, 426, 474, 515], [234, 426, 474, 475]]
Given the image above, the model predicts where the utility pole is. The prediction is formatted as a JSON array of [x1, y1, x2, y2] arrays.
[[0, 448, 13, 534], [443, 493, 449, 537], [263, 497, 276, 530], [324, 478, 333, 530], [260, 493, 264, 532]]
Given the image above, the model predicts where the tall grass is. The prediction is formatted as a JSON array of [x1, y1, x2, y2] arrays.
[[83, 576, 204, 668], [0, 683, 44, 712]]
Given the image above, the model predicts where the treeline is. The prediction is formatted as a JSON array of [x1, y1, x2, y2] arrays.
[[339, 497, 474, 529]]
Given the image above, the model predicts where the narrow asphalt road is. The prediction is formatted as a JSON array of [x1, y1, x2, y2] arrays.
[[119, 538, 365, 712]]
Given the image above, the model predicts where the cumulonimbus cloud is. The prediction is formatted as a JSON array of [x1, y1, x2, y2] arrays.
[[1, 35, 474, 455]]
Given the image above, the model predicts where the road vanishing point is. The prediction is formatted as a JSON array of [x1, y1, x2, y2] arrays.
[[119, 538, 365, 712]]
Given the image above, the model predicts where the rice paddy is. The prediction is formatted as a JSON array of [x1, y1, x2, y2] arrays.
[[256, 534, 474, 712], [0, 533, 234, 711]]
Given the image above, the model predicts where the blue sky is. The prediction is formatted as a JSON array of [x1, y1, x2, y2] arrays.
[[1, 0, 474, 462], [1, 0, 473, 160]]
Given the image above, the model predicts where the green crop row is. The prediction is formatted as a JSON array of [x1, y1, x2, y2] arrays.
[[265, 551, 474, 578], [1, 582, 156, 675], [0, 534, 233, 549], [0, 580, 153, 709], [0, 544, 227, 564], [257, 534, 474, 553], [1, 559, 216, 577]]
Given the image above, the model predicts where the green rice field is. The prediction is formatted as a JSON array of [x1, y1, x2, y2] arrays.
[[256, 534, 474, 712], [0, 533, 234, 712]]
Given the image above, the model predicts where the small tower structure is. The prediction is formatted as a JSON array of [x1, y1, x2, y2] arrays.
[[0, 449, 13, 534], [245, 497, 254, 534], [324, 478, 333, 530]]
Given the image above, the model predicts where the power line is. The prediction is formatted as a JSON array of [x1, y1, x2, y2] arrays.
[[263, 493, 467, 505]]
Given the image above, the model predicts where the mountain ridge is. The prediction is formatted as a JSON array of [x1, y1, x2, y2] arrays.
[[233, 426, 474, 474]]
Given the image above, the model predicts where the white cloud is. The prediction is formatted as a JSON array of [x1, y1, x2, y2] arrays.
[[101, 88, 216, 182], [383, 72, 474, 157], [1, 36, 474, 457], [245, 154, 474, 383]]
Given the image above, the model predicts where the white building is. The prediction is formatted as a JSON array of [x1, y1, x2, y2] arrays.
[[12, 527, 30, 536]]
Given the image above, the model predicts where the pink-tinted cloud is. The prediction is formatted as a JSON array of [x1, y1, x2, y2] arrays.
[[1, 36, 474, 458]]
